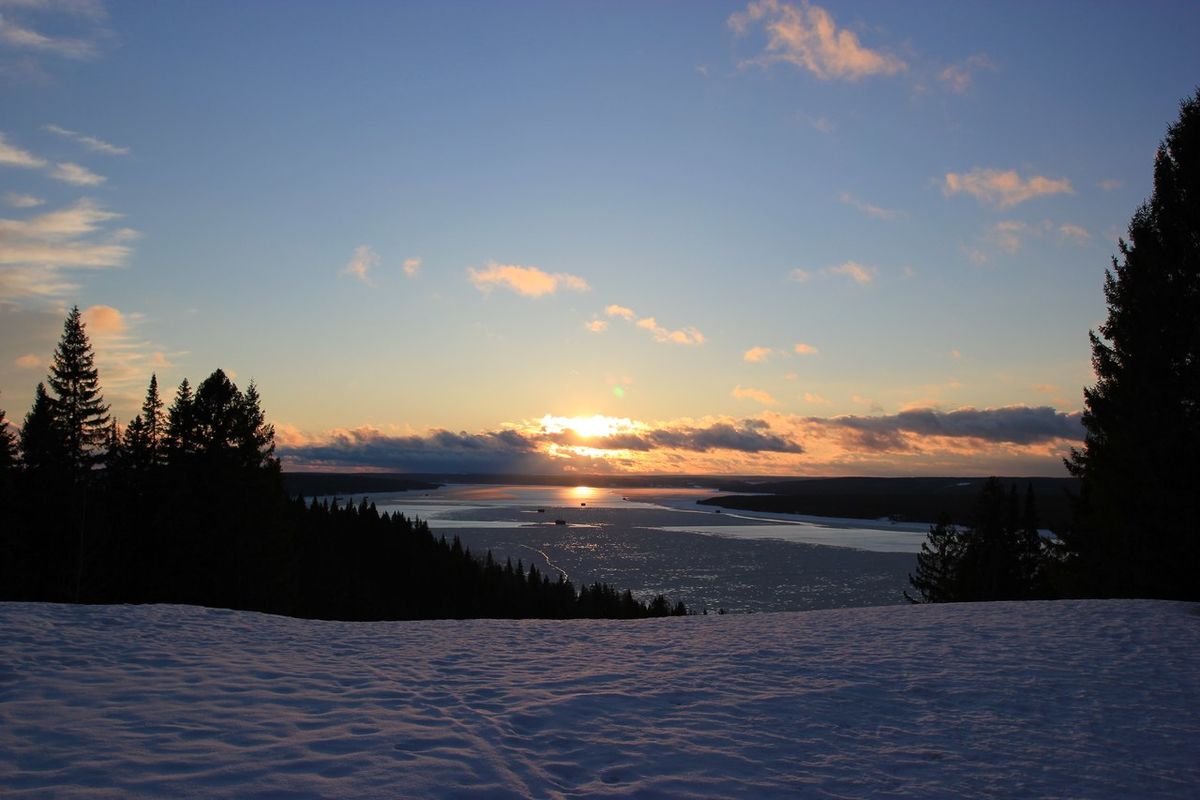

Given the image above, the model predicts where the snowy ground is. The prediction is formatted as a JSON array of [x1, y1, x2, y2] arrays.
[[2, 600, 1198, 798]]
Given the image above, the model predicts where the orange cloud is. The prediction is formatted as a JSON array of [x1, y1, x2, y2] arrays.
[[341, 245, 379, 285], [15, 353, 41, 368], [636, 316, 705, 345], [827, 261, 876, 285], [402, 257, 422, 277], [793, 342, 819, 355], [943, 168, 1074, 208], [744, 346, 773, 363], [585, 319, 609, 333], [732, 385, 777, 405], [605, 304, 636, 320], [83, 304, 126, 334], [469, 262, 590, 297], [729, 0, 905, 81]]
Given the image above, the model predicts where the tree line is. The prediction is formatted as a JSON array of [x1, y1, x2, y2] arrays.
[[0, 309, 685, 620], [908, 90, 1200, 604]]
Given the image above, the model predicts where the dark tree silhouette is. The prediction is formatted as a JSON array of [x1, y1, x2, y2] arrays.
[[0, 395, 17, 474], [45, 306, 110, 477], [907, 478, 1050, 603], [1063, 90, 1200, 600], [121, 374, 167, 474], [20, 383, 65, 476], [166, 377, 197, 457]]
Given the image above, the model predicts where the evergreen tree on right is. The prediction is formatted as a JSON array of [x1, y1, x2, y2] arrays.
[[1063, 89, 1200, 600]]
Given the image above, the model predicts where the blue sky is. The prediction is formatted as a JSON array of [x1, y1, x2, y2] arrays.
[[2, 0, 1197, 475]]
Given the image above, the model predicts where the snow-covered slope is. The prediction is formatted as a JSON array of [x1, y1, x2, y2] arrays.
[[2, 600, 1197, 799]]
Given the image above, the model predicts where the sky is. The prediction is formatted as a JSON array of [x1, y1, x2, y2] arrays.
[[1, 0, 1197, 476]]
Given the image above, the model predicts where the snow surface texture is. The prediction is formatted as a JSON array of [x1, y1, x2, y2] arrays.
[[2, 600, 1198, 799]]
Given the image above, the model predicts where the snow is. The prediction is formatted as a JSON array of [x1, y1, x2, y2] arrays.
[[2, 600, 1198, 798]]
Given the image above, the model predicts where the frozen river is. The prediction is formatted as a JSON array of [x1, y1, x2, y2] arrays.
[[328, 484, 923, 613]]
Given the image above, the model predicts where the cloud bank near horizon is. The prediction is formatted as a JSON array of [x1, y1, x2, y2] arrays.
[[277, 405, 1082, 476]]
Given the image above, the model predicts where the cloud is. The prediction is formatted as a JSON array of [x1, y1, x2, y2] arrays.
[[788, 268, 812, 283], [793, 342, 818, 355], [601, 304, 704, 345], [943, 168, 1074, 208], [585, 319, 608, 333], [0, 198, 134, 299], [838, 191, 902, 220], [728, 0, 905, 81], [796, 113, 835, 133], [4, 191, 43, 207], [605, 304, 636, 320], [43, 123, 129, 155], [1098, 179, 1122, 191], [1058, 223, 1091, 244], [0, 13, 97, 59], [938, 53, 995, 93], [743, 346, 773, 363], [822, 405, 1083, 448], [803, 392, 827, 403], [732, 385, 777, 405], [827, 261, 876, 285], [50, 160, 104, 185], [81, 303, 125, 334], [0, 131, 47, 168], [279, 415, 807, 473], [468, 262, 590, 298], [340, 244, 379, 285], [635, 316, 705, 345], [402, 257, 421, 277], [15, 352, 40, 368], [988, 220, 1026, 254]]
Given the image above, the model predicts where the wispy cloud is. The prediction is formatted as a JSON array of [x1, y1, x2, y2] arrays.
[[0, 198, 135, 299], [585, 319, 608, 333], [793, 342, 818, 355], [803, 392, 827, 403], [43, 122, 129, 155], [1098, 179, 1122, 191], [732, 384, 777, 405], [988, 220, 1026, 254], [636, 316, 705, 345], [0, 13, 97, 59], [0, 131, 47, 168], [938, 53, 995, 93], [4, 191, 42, 207], [788, 268, 812, 283], [50, 160, 104, 185], [469, 262, 590, 298], [827, 261, 876, 285], [838, 191, 902, 220], [605, 304, 636, 320], [341, 244, 379, 285], [15, 352, 41, 368], [943, 168, 1074, 208], [1058, 223, 1090, 244], [402, 257, 421, 277], [729, 0, 905, 81]]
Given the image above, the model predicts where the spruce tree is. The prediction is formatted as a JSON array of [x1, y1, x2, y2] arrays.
[[0, 394, 16, 473], [1064, 90, 1200, 600], [46, 306, 109, 476], [20, 383, 66, 475], [166, 378, 197, 459]]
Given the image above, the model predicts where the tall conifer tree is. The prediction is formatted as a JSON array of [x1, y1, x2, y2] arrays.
[[0, 394, 16, 473], [1064, 90, 1200, 599], [46, 306, 109, 476]]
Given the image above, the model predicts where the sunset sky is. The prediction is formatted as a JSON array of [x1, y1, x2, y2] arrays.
[[2, 1, 1198, 476]]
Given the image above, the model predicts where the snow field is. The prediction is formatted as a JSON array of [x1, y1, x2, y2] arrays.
[[1, 599, 1197, 798]]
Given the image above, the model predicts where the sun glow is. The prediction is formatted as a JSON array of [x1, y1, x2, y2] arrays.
[[538, 414, 634, 439]]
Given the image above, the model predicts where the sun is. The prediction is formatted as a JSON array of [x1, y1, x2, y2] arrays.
[[538, 414, 631, 439]]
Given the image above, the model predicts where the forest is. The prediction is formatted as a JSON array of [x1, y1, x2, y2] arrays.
[[0, 314, 685, 620]]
